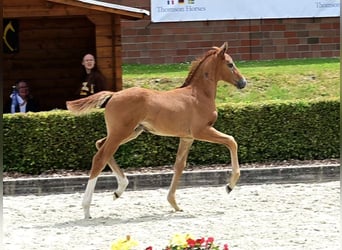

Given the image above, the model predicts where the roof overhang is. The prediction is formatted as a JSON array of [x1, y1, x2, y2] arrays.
[[46, 0, 150, 19]]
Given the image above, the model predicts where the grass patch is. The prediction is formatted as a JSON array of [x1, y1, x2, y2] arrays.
[[123, 58, 339, 104]]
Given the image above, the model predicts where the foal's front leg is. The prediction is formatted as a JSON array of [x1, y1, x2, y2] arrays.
[[168, 138, 194, 211], [195, 127, 241, 193]]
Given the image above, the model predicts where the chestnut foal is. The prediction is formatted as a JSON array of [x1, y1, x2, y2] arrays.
[[66, 42, 247, 219]]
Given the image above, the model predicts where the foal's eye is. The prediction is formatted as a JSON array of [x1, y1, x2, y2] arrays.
[[227, 63, 234, 68]]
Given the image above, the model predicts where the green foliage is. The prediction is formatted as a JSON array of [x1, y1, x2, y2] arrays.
[[216, 99, 340, 162], [123, 58, 339, 104], [3, 98, 339, 174], [3, 110, 106, 174]]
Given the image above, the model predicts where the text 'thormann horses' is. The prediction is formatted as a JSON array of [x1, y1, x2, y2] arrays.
[[66, 42, 247, 219]]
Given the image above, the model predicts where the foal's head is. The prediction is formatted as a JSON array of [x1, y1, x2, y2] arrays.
[[214, 42, 247, 89], [181, 42, 247, 89]]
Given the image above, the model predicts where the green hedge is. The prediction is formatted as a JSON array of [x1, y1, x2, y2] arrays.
[[3, 98, 339, 174]]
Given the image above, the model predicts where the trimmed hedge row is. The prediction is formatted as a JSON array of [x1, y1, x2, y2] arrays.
[[3, 98, 339, 174]]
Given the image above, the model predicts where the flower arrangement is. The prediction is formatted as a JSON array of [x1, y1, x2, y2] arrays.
[[110, 234, 229, 250], [162, 233, 229, 250]]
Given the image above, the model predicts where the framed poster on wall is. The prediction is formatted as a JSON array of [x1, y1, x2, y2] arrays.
[[151, 0, 340, 23], [3, 19, 19, 54]]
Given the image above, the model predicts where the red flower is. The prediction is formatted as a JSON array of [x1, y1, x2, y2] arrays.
[[195, 237, 205, 246], [206, 237, 214, 246], [223, 243, 229, 250], [145, 247, 153, 250], [187, 238, 196, 247]]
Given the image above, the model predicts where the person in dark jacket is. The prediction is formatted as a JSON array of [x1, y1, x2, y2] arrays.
[[4, 80, 40, 113], [77, 53, 106, 98]]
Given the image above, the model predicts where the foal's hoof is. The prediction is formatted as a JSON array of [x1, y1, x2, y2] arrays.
[[83, 212, 92, 219], [226, 185, 233, 194], [113, 192, 120, 200], [83, 206, 92, 219]]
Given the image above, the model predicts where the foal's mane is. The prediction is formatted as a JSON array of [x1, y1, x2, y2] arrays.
[[180, 48, 219, 88]]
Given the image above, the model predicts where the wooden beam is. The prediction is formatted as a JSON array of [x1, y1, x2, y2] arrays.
[[46, 0, 147, 19], [86, 13, 115, 91], [112, 15, 123, 91], [3, 6, 93, 18]]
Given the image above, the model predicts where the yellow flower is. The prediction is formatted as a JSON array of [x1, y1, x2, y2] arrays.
[[110, 235, 138, 250], [169, 233, 193, 248]]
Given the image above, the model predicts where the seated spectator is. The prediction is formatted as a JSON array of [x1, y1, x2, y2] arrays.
[[77, 53, 106, 98], [4, 80, 40, 113]]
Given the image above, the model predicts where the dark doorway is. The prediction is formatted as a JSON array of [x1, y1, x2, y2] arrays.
[[3, 16, 96, 111]]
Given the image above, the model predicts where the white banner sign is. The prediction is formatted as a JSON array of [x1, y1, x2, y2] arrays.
[[151, 0, 340, 22]]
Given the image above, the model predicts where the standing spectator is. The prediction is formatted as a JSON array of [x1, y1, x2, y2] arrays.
[[77, 53, 106, 98], [4, 80, 40, 113]]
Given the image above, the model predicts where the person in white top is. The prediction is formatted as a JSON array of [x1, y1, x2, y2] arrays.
[[5, 80, 40, 113]]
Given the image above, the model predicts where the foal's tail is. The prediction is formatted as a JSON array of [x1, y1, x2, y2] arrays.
[[66, 91, 114, 115]]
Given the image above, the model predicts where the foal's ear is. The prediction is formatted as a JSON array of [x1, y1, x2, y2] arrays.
[[221, 42, 228, 51], [218, 42, 228, 58]]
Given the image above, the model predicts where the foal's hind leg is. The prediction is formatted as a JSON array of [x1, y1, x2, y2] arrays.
[[95, 126, 144, 200], [167, 138, 194, 211], [82, 137, 109, 219], [82, 132, 130, 219], [95, 138, 129, 200], [82, 176, 98, 219]]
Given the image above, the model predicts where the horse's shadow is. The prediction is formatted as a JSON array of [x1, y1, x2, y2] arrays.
[[47, 210, 199, 229]]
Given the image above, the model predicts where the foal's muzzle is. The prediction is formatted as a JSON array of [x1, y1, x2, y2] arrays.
[[236, 78, 247, 89]]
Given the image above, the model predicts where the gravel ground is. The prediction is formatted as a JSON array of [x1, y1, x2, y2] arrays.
[[3, 181, 340, 250]]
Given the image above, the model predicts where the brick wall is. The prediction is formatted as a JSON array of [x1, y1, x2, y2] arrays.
[[117, 1, 340, 64]]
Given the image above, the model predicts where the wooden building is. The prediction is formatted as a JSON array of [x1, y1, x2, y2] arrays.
[[3, 0, 149, 111]]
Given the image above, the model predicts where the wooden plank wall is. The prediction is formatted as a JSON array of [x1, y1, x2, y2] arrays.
[[3, 0, 130, 111], [87, 13, 120, 91], [112, 15, 123, 91]]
